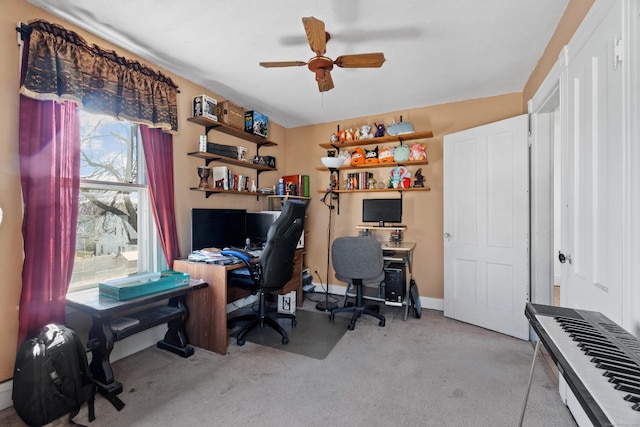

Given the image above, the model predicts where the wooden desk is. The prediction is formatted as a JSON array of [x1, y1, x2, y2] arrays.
[[66, 279, 207, 396], [174, 248, 303, 355]]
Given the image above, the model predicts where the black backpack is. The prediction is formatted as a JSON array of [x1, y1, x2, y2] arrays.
[[12, 324, 96, 427]]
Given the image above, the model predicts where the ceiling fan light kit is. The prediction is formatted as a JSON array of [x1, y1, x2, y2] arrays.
[[260, 16, 385, 92]]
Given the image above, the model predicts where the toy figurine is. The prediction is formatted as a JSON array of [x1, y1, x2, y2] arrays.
[[360, 124, 373, 139], [414, 168, 425, 187], [374, 123, 386, 138], [409, 143, 427, 161]]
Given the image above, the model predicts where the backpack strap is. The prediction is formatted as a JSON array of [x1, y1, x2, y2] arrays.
[[72, 329, 97, 421]]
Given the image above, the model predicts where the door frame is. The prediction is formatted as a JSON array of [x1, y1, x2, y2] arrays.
[[528, 57, 563, 308]]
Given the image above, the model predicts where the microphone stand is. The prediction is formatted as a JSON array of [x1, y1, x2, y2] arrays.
[[316, 168, 339, 312]]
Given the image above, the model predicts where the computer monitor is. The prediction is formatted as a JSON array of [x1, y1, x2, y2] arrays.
[[191, 208, 246, 251], [245, 212, 277, 247], [362, 198, 402, 227]]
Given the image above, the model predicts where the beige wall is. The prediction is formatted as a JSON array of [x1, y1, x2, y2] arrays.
[[0, 0, 592, 382], [287, 94, 523, 304], [523, 0, 595, 106]]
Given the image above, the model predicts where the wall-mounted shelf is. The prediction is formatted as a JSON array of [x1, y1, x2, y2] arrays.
[[189, 187, 264, 199], [316, 187, 430, 194], [187, 116, 278, 198], [356, 225, 407, 231], [187, 152, 276, 171], [187, 116, 277, 147], [319, 130, 433, 150], [316, 159, 428, 171]]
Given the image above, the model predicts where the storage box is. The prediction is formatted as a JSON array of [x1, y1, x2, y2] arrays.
[[193, 95, 217, 121], [244, 110, 269, 138], [99, 270, 190, 301], [216, 101, 244, 130], [277, 291, 296, 314], [282, 175, 309, 197], [206, 142, 238, 159]]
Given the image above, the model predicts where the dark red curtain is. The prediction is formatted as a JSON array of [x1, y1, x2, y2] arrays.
[[140, 126, 181, 268], [18, 96, 80, 344]]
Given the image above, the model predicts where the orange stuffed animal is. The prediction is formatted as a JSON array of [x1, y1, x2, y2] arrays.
[[351, 147, 365, 166]]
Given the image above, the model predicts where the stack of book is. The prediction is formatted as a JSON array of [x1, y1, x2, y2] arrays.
[[212, 166, 251, 192], [345, 171, 374, 190]]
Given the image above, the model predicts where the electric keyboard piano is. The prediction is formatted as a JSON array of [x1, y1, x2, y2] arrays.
[[525, 303, 640, 427]]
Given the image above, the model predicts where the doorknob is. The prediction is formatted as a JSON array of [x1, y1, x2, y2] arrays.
[[444, 232, 451, 240], [558, 251, 572, 264]]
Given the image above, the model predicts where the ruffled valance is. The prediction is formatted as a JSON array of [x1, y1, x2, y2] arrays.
[[19, 20, 179, 134]]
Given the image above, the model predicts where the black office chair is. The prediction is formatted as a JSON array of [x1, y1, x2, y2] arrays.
[[222, 199, 307, 345], [328, 236, 386, 330]]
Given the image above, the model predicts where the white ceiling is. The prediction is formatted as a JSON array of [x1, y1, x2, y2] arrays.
[[27, 0, 569, 129]]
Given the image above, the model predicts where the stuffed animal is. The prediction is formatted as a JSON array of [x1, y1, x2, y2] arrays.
[[345, 128, 355, 141], [393, 142, 410, 162], [409, 143, 427, 161], [378, 146, 395, 163], [338, 150, 351, 166], [374, 123, 386, 138], [388, 166, 411, 188], [360, 125, 372, 139], [364, 146, 379, 164], [351, 147, 365, 166]]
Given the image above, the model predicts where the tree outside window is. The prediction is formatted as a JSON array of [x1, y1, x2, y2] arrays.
[[69, 111, 159, 291]]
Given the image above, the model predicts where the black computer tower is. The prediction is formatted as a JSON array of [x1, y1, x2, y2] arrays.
[[384, 262, 406, 305]]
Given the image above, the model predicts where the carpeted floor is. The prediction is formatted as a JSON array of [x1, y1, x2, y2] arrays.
[[0, 300, 577, 426]]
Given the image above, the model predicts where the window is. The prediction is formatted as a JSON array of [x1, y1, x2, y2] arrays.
[[69, 111, 165, 292]]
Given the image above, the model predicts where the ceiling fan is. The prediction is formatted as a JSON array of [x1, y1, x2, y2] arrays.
[[259, 17, 386, 92]]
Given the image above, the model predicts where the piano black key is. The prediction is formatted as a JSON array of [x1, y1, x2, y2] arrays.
[[616, 385, 640, 398], [631, 402, 640, 412], [578, 339, 624, 352], [605, 371, 640, 386], [574, 336, 619, 350], [596, 362, 640, 377], [585, 347, 632, 363], [591, 356, 638, 372]]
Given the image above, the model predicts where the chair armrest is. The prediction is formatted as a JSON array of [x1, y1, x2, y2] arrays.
[[221, 247, 253, 261]]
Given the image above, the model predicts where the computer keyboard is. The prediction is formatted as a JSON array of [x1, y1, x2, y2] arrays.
[[248, 249, 263, 257]]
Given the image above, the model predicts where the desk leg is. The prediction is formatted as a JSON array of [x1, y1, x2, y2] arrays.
[[403, 258, 412, 321], [88, 317, 123, 395], [157, 295, 194, 358]]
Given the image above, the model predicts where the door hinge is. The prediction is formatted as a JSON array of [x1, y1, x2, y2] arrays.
[[613, 35, 623, 70]]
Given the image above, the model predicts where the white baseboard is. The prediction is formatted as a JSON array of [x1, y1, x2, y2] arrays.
[[0, 379, 12, 411]]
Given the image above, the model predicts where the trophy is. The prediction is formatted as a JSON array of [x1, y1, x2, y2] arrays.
[[197, 166, 211, 188]]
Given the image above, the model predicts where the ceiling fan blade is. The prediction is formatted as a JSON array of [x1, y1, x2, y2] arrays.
[[260, 61, 307, 68], [317, 70, 334, 92], [302, 16, 327, 56], [334, 53, 386, 68]]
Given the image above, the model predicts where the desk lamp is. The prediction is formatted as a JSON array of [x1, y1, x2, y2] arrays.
[[316, 157, 344, 311]]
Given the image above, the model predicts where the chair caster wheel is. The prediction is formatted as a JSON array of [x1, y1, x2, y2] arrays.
[[237, 338, 245, 346], [348, 323, 355, 331], [282, 337, 289, 345], [379, 320, 385, 327]]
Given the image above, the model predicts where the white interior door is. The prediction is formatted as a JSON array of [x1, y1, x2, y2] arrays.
[[560, 0, 624, 323], [444, 114, 529, 340]]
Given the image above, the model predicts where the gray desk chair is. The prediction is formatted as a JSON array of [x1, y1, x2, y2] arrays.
[[329, 236, 386, 330]]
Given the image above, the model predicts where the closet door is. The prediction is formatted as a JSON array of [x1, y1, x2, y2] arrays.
[[560, 0, 624, 324]]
